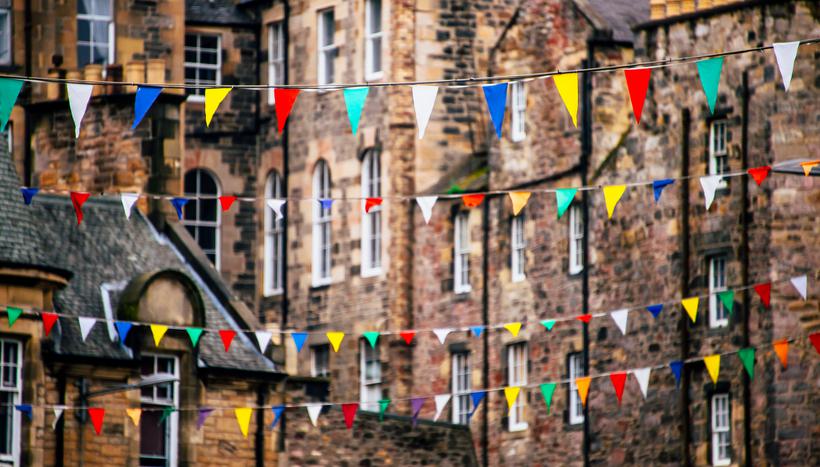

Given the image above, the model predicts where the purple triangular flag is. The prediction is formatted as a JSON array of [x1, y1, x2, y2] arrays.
[[170, 197, 188, 220], [647, 304, 663, 319], [20, 187, 39, 205], [197, 408, 214, 429], [670, 361, 683, 389], [410, 397, 426, 427]]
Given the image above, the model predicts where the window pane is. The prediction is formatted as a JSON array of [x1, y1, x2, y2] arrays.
[[140, 409, 168, 461], [199, 199, 217, 221], [0, 392, 12, 455], [198, 227, 216, 250], [200, 35, 218, 50], [368, 0, 382, 33]]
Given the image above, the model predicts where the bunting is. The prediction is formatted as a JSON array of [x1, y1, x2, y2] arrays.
[[482, 83, 508, 138], [266, 199, 286, 221], [754, 283, 771, 308], [610, 372, 627, 404], [700, 175, 722, 210], [378, 399, 390, 421], [150, 324, 168, 347], [540, 383, 557, 414], [306, 403, 323, 427], [67, 83, 94, 138], [204, 88, 231, 127], [624, 68, 652, 124], [20, 187, 39, 205], [254, 331, 272, 352], [88, 407, 105, 435], [509, 192, 531, 216], [132, 86, 162, 129], [738, 348, 755, 379], [126, 408, 142, 427], [410, 398, 425, 427], [235, 408, 253, 438], [433, 395, 450, 422], [552, 73, 579, 127], [343, 87, 369, 135], [773, 340, 789, 369], [412, 86, 438, 139], [772, 41, 800, 92], [79, 317, 96, 342], [186, 327, 204, 347], [462, 194, 485, 208], [717, 290, 735, 315], [219, 329, 236, 352], [364, 197, 382, 213], [115, 322, 132, 343], [52, 406, 67, 430], [540, 319, 556, 331], [363, 331, 379, 349], [170, 197, 188, 220], [576, 376, 591, 407], [342, 403, 359, 429], [670, 361, 683, 388], [433, 328, 452, 345], [219, 195, 237, 212], [6, 306, 22, 327], [703, 355, 721, 384], [696, 57, 723, 114], [197, 408, 214, 430], [470, 326, 484, 337], [652, 179, 674, 202], [416, 196, 437, 224], [271, 405, 285, 428], [504, 387, 520, 414], [326, 331, 345, 352], [291, 332, 308, 352], [274, 88, 300, 132], [399, 331, 416, 345], [610, 309, 629, 335], [0, 78, 22, 131], [503, 322, 522, 337], [747, 166, 771, 186], [632, 368, 651, 399], [42, 312, 59, 336], [800, 160, 819, 176], [790, 275, 807, 300], [602, 185, 627, 219], [555, 188, 577, 219], [70, 192, 91, 224], [681, 297, 699, 323], [121, 193, 140, 219], [469, 391, 486, 419], [647, 304, 663, 319]]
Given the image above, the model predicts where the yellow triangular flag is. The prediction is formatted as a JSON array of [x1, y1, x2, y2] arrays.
[[204, 88, 232, 127], [703, 355, 720, 384], [509, 192, 531, 216], [504, 386, 520, 414], [800, 160, 818, 176], [503, 322, 522, 337], [553, 73, 579, 127], [235, 407, 253, 438], [326, 331, 345, 352], [150, 324, 168, 347], [576, 376, 591, 407], [602, 185, 627, 219], [126, 408, 142, 427], [681, 297, 699, 323]]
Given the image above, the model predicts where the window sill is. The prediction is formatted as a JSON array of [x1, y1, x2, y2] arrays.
[[186, 95, 206, 104], [510, 135, 526, 143], [511, 274, 526, 283], [310, 278, 332, 290], [365, 71, 384, 82], [507, 423, 528, 433], [361, 267, 383, 279], [263, 288, 284, 298], [454, 286, 472, 295], [568, 267, 584, 276]]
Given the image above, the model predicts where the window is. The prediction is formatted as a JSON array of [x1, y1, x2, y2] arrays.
[[184, 33, 221, 100], [511, 215, 525, 282], [364, 0, 383, 80], [77, 0, 114, 68], [0, 340, 21, 465], [311, 345, 330, 378], [709, 120, 728, 188], [140, 354, 178, 467], [451, 352, 471, 424], [709, 256, 728, 328], [568, 352, 584, 425], [312, 160, 332, 286], [361, 150, 382, 276], [360, 341, 381, 412], [182, 169, 221, 269], [454, 212, 471, 293], [711, 392, 731, 466], [507, 342, 528, 431], [317, 9, 336, 85], [510, 82, 526, 142], [264, 172, 285, 296], [0, 7, 10, 65], [568, 205, 584, 274], [268, 22, 285, 105]]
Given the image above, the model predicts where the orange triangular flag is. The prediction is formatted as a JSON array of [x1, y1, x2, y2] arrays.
[[773, 340, 789, 369], [462, 194, 485, 208], [576, 376, 591, 407], [799, 160, 818, 176]]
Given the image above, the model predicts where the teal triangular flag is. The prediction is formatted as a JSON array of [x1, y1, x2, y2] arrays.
[[378, 399, 390, 421], [363, 331, 379, 349], [186, 328, 204, 347], [718, 290, 735, 315], [6, 307, 23, 327], [696, 57, 724, 114], [343, 87, 369, 135], [738, 347, 754, 379], [555, 188, 577, 219], [540, 383, 557, 414], [0, 79, 23, 132], [540, 320, 556, 331], [159, 407, 175, 424]]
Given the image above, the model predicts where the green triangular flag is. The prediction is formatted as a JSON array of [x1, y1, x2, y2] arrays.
[[540, 319, 556, 331], [363, 332, 379, 349], [540, 383, 557, 414], [696, 57, 723, 114], [186, 328, 204, 347], [378, 399, 390, 421], [718, 290, 735, 315], [159, 407, 175, 424], [738, 347, 755, 379], [555, 188, 577, 219], [0, 79, 23, 131], [6, 307, 22, 328], [343, 87, 369, 135]]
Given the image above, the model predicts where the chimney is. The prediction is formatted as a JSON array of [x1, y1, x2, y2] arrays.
[[681, 0, 695, 13], [650, 0, 666, 20], [666, 0, 681, 16]]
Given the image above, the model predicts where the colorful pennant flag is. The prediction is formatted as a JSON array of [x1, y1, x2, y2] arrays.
[[408, 398, 427, 427], [274, 88, 300, 132], [412, 86, 438, 139], [773, 340, 789, 369], [343, 87, 369, 134], [306, 403, 323, 427], [0, 78, 23, 131], [126, 408, 142, 427], [266, 199, 286, 221], [364, 197, 382, 213], [234, 408, 252, 438], [219, 329, 236, 352], [291, 332, 308, 352], [416, 196, 437, 224], [470, 326, 484, 337], [555, 188, 577, 219], [696, 57, 723, 114], [378, 399, 390, 421], [772, 41, 800, 92], [204, 88, 231, 127], [67, 83, 94, 138], [808, 333, 820, 356], [800, 160, 818, 176], [754, 283, 771, 308], [504, 387, 520, 414], [197, 408, 214, 429], [433, 328, 452, 345], [624, 68, 652, 124], [79, 317, 96, 342], [88, 407, 105, 435], [576, 376, 591, 407], [700, 175, 722, 210], [540, 319, 556, 331], [670, 360, 683, 388], [170, 197, 188, 220], [790, 275, 807, 300], [603, 185, 627, 219], [718, 290, 735, 315], [433, 394, 450, 422], [540, 383, 557, 414], [20, 187, 39, 205], [647, 304, 663, 319], [219, 195, 237, 211], [160, 407, 175, 424], [399, 331, 416, 345], [42, 312, 59, 336], [738, 347, 755, 379], [681, 297, 699, 323], [254, 331, 272, 352], [363, 331, 379, 349], [503, 322, 522, 337], [318, 198, 333, 210], [121, 193, 139, 219], [327, 331, 345, 352], [15, 404, 32, 421], [704, 354, 721, 384], [509, 192, 531, 216], [132, 86, 163, 129], [482, 83, 508, 138], [186, 327, 204, 347], [70, 192, 91, 224], [552, 73, 579, 127], [6, 306, 22, 327], [342, 403, 359, 429], [115, 321, 132, 343], [52, 405, 67, 430], [576, 314, 592, 324], [747, 166, 771, 186], [632, 368, 651, 399], [271, 405, 285, 428], [610, 309, 629, 335], [462, 194, 485, 208], [652, 179, 674, 202], [469, 391, 486, 418], [610, 372, 627, 404], [150, 324, 168, 347]]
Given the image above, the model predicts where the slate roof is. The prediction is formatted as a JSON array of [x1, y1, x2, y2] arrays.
[[586, 0, 650, 43], [186, 0, 253, 25]]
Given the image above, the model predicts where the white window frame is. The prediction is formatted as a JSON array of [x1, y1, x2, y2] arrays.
[[361, 150, 382, 277], [454, 212, 471, 294], [0, 7, 11, 66], [0, 339, 22, 466], [711, 392, 731, 466], [568, 352, 584, 425], [510, 81, 526, 142], [182, 168, 221, 270], [184, 33, 222, 102], [709, 120, 728, 188], [511, 215, 525, 282], [317, 8, 336, 86], [507, 342, 528, 431], [360, 340, 382, 412], [312, 160, 332, 286], [568, 205, 584, 275], [310, 344, 330, 378], [364, 0, 383, 80], [76, 0, 115, 69], [264, 171, 285, 296], [708, 256, 728, 329], [451, 352, 471, 425], [267, 21, 285, 105], [139, 353, 179, 467]]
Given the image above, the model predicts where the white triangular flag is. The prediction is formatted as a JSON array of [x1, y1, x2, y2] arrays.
[[52, 405, 67, 430], [700, 175, 723, 210], [416, 196, 437, 224], [67, 83, 94, 138], [790, 275, 807, 300], [773, 41, 800, 92], [306, 403, 323, 427], [254, 331, 273, 352], [412, 86, 438, 139], [632, 368, 651, 399], [121, 193, 139, 219], [78, 317, 96, 342], [266, 199, 286, 221], [610, 309, 629, 336], [433, 394, 451, 422], [433, 328, 453, 345]]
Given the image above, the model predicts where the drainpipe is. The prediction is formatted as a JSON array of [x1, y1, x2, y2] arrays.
[[679, 109, 692, 467], [255, 384, 266, 467], [481, 196, 490, 467], [740, 70, 752, 467], [56, 372, 66, 467], [23, 0, 33, 185], [280, 0, 291, 331]]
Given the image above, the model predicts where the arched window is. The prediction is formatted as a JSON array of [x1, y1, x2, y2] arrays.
[[312, 160, 332, 285], [361, 149, 382, 276], [183, 169, 221, 269], [264, 172, 284, 296]]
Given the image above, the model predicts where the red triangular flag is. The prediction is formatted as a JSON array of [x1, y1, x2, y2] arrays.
[[624, 68, 652, 124], [462, 194, 485, 208], [747, 166, 771, 186], [70, 192, 91, 225], [576, 314, 592, 324], [274, 88, 300, 133], [219, 195, 237, 211], [219, 330, 236, 352], [341, 403, 359, 429], [364, 197, 382, 213], [88, 407, 105, 435], [609, 372, 627, 405], [809, 333, 820, 356], [754, 283, 771, 308], [399, 331, 415, 345], [41, 312, 59, 336]]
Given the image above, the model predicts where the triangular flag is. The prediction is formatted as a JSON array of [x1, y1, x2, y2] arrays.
[[326, 331, 345, 352], [503, 387, 520, 414], [738, 347, 755, 379], [291, 332, 308, 352], [364, 197, 382, 213], [576, 314, 592, 324], [159, 407, 175, 424], [115, 322, 132, 343], [433, 394, 450, 421], [219, 195, 237, 211], [470, 326, 484, 337], [170, 197, 188, 220], [540, 320, 556, 331], [552, 73, 579, 127], [15, 404, 32, 421], [703, 355, 720, 384], [602, 185, 627, 219], [378, 399, 390, 421], [306, 403, 323, 427], [150, 324, 168, 347], [42, 312, 59, 336], [235, 408, 253, 438], [772, 41, 800, 92], [274, 88, 300, 132], [718, 290, 735, 315], [20, 187, 39, 205], [0, 78, 23, 131], [267, 199, 286, 221], [79, 317, 96, 341], [433, 328, 452, 345], [254, 331, 273, 352], [670, 361, 684, 388], [509, 192, 531, 216], [609, 372, 627, 404], [632, 368, 651, 399], [681, 297, 699, 323], [412, 86, 438, 139], [652, 179, 674, 203], [647, 304, 663, 318], [416, 196, 437, 224], [410, 398, 425, 427], [67, 83, 94, 138], [610, 309, 629, 335], [88, 407, 105, 435], [503, 322, 522, 337], [6, 306, 22, 327], [540, 383, 557, 414], [790, 275, 807, 300], [754, 283, 771, 308], [700, 175, 722, 210], [555, 188, 577, 219], [576, 376, 591, 407], [219, 329, 236, 352], [319, 199, 334, 210], [399, 331, 415, 345], [121, 193, 139, 219], [126, 408, 142, 427], [800, 160, 819, 176], [197, 408, 214, 429], [186, 327, 203, 347], [70, 192, 90, 224], [204, 88, 231, 127], [52, 405, 67, 430], [808, 333, 820, 356], [271, 405, 285, 428], [343, 87, 369, 134], [462, 193, 485, 208], [342, 403, 359, 429], [624, 68, 651, 124], [132, 86, 162, 129], [482, 83, 508, 138], [363, 331, 379, 349], [469, 391, 486, 418], [696, 57, 723, 114], [773, 340, 789, 369], [747, 166, 771, 186]]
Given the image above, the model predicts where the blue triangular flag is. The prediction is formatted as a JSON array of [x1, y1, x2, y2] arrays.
[[20, 187, 39, 205], [132, 86, 163, 129], [652, 179, 674, 202], [670, 360, 683, 388], [319, 199, 334, 210], [115, 321, 133, 343], [696, 57, 724, 114], [170, 197, 188, 220], [647, 304, 663, 319], [291, 332, 308, 352], [470, 326, 483, 337], [271, 405, 285, 428], [482, 83, 508, 139], [469, 391, 486, 419], [342, 87, 369, 135], [15, 404, 32, 421]]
